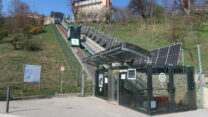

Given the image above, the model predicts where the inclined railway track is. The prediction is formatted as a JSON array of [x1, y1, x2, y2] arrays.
[[56, 24, 95, 79]]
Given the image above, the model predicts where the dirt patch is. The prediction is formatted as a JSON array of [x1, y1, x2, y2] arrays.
[[0, 52, 17, 59]]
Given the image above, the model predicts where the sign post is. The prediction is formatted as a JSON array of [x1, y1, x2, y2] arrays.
[[197, 44, 204, 108], [6, 86, 10, 113], [22, 64, 42, 93], [60, 64, 65, 94]]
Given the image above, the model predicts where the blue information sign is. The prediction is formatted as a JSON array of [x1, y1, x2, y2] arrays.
[[24, 64, 41, 82]]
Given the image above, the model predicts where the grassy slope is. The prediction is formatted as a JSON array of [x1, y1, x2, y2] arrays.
[[92, 19, 208, 74], [0, 24, 80, 98]]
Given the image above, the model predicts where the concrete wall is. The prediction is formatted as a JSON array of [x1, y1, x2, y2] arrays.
[[151, 74, 191, 106], [195, 74, 208, 109], [137, 71, 197, 108], [44, 17, 54, 25], [204, 87, 208, 108]]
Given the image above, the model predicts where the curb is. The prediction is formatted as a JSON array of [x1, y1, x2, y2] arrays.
[[0, 93, 92, 101]]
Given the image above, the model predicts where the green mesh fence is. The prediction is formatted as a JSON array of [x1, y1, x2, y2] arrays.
[[52, 24, 82, 85]]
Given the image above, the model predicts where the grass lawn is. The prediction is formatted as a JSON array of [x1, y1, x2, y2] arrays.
[[0, 24, 80, 99]]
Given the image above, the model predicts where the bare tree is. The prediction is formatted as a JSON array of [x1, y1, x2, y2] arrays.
[[102, 7, 113, 24], [68, 0, 79, 23], [162, 0, 172, 12], [128, 0, 164, 19], [128, 0, 148, 19], [175, 0, 195, 31], [0, 0, 2, 17], [8, 0, 31, 32], [112, 7, 129, 25], [177, 0, 194, 15], [0, 0, 4, 29], [8, 0, 25, 16]]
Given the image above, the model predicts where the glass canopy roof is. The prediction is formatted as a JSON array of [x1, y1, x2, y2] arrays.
[[82, 42, 151, 66]]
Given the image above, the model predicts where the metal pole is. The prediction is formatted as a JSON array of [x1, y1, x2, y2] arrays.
[[197, 44, 204, 108], [168, 65, 174, 111], [6, 86, 10, 113], [92, 79, 95, 96], [61, 79, 63, 94], [61, 64, 64, 94], [147, 64, 152, 115], [81, 67, 85, 96], [182, 49, 185, 66]]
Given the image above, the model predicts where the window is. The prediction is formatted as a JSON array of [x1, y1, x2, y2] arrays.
[[128, 69, 136, 80]]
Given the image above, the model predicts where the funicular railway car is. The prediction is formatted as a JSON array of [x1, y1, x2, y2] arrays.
[[53, 12, 64, 24], [68, 25, 82, 47]]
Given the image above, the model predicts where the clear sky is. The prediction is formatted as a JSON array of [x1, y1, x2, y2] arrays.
[[2, 0, 167, 16]]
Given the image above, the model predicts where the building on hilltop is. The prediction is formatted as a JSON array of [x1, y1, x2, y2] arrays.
[[72, 0, 111, 10], [72, 0, 111, 22]]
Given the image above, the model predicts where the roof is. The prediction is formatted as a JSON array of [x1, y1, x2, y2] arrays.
[[82, 42, 151, 66]]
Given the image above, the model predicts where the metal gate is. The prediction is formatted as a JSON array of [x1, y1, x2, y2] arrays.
[[118, 64, 196, 115]]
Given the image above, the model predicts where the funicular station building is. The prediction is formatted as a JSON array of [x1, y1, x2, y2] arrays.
[[82, 42, 197, 115]]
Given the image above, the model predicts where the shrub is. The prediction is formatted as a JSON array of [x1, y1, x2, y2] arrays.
[[10, 33, 43, 51], [10, 33, 26, 50], [29, 26, 44, 35], [1, 34, 13, 43], [24, 37, 43, 51], [0, 31, 8, 40]]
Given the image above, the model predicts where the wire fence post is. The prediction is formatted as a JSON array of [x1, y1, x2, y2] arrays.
[[92, 79, 95, 96], [197, 44, 204, 108], [60, 64, 64, 94], [77, 67, 80, 87], [81, 67, 85, 96], [181, 49, 185, 73], [6, 86, 10, 113]]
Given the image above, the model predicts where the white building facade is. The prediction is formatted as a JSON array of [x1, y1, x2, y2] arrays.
[[72, 0, 111, 22]]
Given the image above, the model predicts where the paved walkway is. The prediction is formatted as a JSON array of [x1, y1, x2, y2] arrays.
[[0, 114, 24, 117], [0, 96, 207, 117]]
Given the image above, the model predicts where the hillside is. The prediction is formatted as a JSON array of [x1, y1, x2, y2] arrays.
[[91, 18, 208, 74], [0, 24, 80, 99]]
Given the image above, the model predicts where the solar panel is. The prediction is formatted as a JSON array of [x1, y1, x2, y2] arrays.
[[166, 44, 182, 64], [83, 26, 88, 34], [99, 35, 108, 47], [91, 30, 97, 40], [81, 26, 86, 34], [109, 38, 116, 49], [156, 46, 169, 64], [115, 41, 122, 47], [87, 28, 93, 37], [105, 38, 114, 50], [85, 27, 90, 35], [111, 38, 118, 48], [132, 44, 182, 65], [150, 49, 159, 64], [95, 32, 102, 43]]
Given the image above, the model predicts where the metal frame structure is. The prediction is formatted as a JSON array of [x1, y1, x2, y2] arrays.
[[82, 41, 196, 115], [82, 42, 151, 66]]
